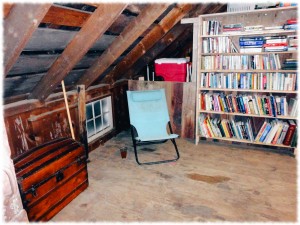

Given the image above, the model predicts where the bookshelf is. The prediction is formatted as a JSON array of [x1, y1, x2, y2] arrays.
[[183, 6, 298, 153]]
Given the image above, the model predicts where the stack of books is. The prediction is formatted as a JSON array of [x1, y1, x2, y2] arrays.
[[282, 58, 297, 70], [283, 18, 297, 30], [239, 36, 263, 53], [244, 25, 264, 32], [288, 35, 298, 50], [263, 35, 288, 52], [222, 23, 243, 34]]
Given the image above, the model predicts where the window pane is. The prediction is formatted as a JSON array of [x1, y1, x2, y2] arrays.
[[94, 101, 101, 116], [87, 120, 95, 137], [95, 117, 103, 132], [102, 98, 109, 113], [86, 104, 93, 120], [103, 112, 110, 128]]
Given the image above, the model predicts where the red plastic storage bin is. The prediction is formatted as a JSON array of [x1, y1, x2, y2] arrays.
[[154, 58, 188, 82]]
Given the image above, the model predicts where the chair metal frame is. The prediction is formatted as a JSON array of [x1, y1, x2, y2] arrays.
[[127, 89, 180, 165]]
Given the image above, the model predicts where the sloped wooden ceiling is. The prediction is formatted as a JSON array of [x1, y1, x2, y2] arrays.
[[3, 3, 227, 103]]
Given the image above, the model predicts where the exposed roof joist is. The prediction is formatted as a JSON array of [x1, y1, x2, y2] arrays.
[[4, 4, 52, 76], [101, 4, 193, 84], [122, 3, 226, 79], [76, 3, 170, 88], [28, 4, 127, 101]]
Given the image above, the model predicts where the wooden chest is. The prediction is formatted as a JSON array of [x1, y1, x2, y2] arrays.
[[13, 137, 88, 221]]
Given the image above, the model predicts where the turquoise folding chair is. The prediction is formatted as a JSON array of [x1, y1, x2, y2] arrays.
[[126, 89, 180, 165]]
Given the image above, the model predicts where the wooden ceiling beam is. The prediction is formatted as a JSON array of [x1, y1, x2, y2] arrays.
[[4, 4, 52, 76], [28, 4, 127, 101], [124, 3, 226, 79], [124, 25, 192, 79], [101, 3, 193, 84], [76, 3, 170, 87]]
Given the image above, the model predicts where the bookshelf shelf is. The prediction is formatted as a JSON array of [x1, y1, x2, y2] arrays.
[[198, 135, 295, 149], [198, 88, 298, 94], [202, 51, 298, 56], [199, 110, 297, 120], [189, 6, 298, 152], [201, 29, 297, 38], [200, 69, 297, 73]]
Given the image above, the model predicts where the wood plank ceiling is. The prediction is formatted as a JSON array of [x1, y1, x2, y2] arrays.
[[3, 3, 227, 103]]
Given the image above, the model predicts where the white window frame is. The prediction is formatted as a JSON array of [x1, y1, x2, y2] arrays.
[[86, 96, 113, 143]]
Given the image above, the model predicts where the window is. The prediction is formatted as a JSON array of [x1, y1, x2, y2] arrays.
[[86, 96, 113, 142]]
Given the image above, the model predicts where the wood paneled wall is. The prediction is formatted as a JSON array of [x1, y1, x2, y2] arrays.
[[128, 80, 196, 139], [4, 81, 129, 159]]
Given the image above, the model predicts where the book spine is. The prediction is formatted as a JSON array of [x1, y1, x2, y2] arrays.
[[277, 124, 289, 144], [259, 123, 272, 142], [240, 36, 264, 41], [283, 124, 296, 145], [271, 123, 283, 144], [255, 121, 267, 142]]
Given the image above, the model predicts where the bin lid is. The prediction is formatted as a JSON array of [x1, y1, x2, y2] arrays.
[[154, 58, 188, 64]]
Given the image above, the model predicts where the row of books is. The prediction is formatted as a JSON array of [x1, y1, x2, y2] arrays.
[[202, 20, 221, 35], [200, 72, 297, 91], [255, 119, 297, 146], [201, 54, 283, 70], [202, 37, 238, 53], [239, 35, 289, 52], [282, 58, 297, 70], [202, 35, 297, 53], [200, 92, 298, 117], [202, 18, 297, 36], [198, 114, 297, 146], [198, 114, 256, 141]]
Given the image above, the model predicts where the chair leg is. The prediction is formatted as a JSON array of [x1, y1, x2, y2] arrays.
[[130, 125, 142, 165], [130, 125, 180, 166]]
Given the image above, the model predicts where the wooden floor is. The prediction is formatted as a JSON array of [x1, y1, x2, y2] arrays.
[[51, 130, 297, 222]]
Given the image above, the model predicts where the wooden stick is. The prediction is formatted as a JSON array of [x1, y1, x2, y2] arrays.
[[61, 80, 75, 140]]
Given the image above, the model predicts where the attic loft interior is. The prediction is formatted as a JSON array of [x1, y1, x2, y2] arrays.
[[2, 2, 298, 222]]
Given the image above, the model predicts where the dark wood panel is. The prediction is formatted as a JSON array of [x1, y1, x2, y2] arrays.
[[4, 81, 129, 159]]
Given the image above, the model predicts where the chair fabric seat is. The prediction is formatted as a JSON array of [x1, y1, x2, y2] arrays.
[[135, 133, 179, 142]]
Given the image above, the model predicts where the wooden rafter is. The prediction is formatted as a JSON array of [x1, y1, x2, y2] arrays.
[[101, 4, 193, 84], [28, 4, 127, 101], [124, 3, 226, 79], [124, 25, 192, 79], [4, 4, 52, 76], [76, 3, 170, 88]]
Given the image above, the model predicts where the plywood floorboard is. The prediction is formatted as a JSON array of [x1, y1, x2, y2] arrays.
[[51, 130, 297, 222]]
